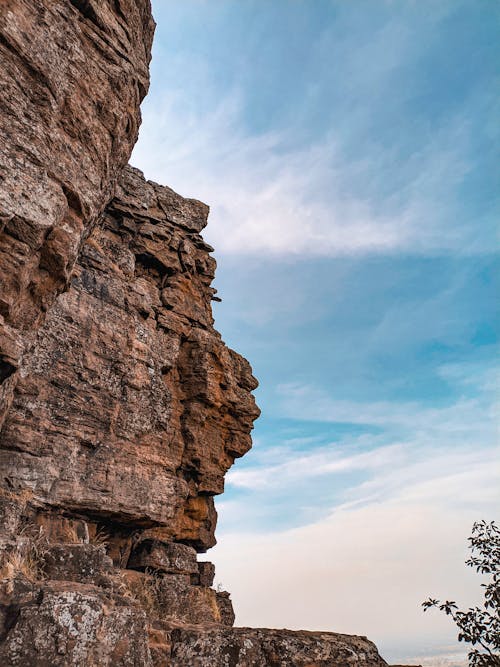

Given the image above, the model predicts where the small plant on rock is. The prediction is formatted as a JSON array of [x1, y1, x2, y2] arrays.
[[0, 526, 49, 587], [129, 568, 163, 615]]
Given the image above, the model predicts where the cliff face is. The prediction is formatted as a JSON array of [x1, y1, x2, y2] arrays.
[[0, 165, 259, 553], [0, 0, 154, 427], [0, 167, 261, 665], [0, 2, 389, 666]]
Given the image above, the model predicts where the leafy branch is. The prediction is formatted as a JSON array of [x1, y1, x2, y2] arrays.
[[422, 521, 500, 667]]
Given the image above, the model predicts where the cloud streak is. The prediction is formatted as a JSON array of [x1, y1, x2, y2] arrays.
[[133, 2, 496, 258], [133, 90, 487, 257]]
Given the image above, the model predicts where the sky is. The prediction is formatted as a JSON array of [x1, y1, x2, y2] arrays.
[[131, 1, 499, 664]]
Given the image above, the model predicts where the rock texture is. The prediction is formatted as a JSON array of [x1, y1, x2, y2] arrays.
[[0, 1, 390, 665], [0, 165, 259, 553], [0, 0, 154, 427], [169, 628, 388, 667]]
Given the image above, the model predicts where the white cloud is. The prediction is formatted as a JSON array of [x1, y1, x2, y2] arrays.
[[275, 380, 498, 443], [132, 68, 483, 258], [227, 436, 498, 506], [227, 441, 404, 491]]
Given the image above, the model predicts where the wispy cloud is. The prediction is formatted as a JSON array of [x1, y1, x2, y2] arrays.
[[214, 362, 498, 662], [227, 442, 404, 491], [224, 360, 498, 512], [133, 90, 486, 257], [133, 2, 496, 258], [275, 376, 498, 439]]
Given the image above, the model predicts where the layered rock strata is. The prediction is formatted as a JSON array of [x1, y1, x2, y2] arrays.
[[0, 1, 390, 665], [0, 165, 259, 552], [0, 0, 154, 426], [0, 165, 260, 665]]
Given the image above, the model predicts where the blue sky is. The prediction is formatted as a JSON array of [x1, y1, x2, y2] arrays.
[[132, 2, 499, 664]]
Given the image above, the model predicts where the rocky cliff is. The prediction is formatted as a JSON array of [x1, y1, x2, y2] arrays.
[[0, 2, 390, 665], [0, 0, 154, 428]]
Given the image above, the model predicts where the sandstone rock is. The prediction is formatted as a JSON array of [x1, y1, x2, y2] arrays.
[[0, 489, 32, 550], [0, 582, 152, 666], [196, 561, 216, 587], [0, 166, 260, 553], [0, 0, 154, 427], [35, 512, 90, 544], [128, 540, 198, 575], [43, 544, 113, 583], [147, 622, 173, 667], [215, 590, 236, 627], [168, 627, 388, 666], [119, 569, 234, 627]]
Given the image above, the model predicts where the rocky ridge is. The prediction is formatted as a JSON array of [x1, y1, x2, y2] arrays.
[[0, 1, 392, 665]]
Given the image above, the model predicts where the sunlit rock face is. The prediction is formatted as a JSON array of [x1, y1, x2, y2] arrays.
[[0, 165, 259, 551], [0, 2, 391, 665], [0, 0, 154, 426]]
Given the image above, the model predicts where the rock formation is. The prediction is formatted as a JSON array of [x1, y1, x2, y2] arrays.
[[0, 0, 154, 427], [0, 1, 391, 665]]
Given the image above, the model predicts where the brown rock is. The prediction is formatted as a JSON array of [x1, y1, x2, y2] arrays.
[[0, 166, 260, 552], [119, 569, 233, 627], [0, 582, 152, 666], [128, 540, 198, 575], [197, 561, 216, 587], [168, 627, 388, 666], [43, 544, 113, 583], [34, 512, 90, 544], [215, 590, 236, 627], [0, 0, 154, 427]]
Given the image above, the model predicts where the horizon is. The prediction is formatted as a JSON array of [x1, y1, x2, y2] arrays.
[[132, 1, 499, 664]]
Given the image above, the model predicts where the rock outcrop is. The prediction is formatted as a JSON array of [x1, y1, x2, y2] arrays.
[[168, 628, 388, 667], [0, 0, 154, 427], [0, 2, 390, 665], [0, 165, 259, 553]]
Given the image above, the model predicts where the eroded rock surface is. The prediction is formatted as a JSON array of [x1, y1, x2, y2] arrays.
[[169, 628, 388, 667], [0, 166, 259, 551], [0, 582, 153, 666], [0, 0, 154, 425], [0, 166, 262, 663]]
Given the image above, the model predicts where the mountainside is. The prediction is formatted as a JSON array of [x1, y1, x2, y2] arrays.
[[0, 2, 391, 665]]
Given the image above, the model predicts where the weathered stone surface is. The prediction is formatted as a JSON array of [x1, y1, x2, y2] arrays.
[[43, 544, 113, 583], [215, 590, 236, 627], [128, 540, 198, 575], [168, 627, 388, 666], [0, 0, 154, 427], [0, 582, 152, 666], [196, 561, 216, 587], [34, 512, 90, 545], [0, 166, 260, 551], [120, 569, 235, 628]]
